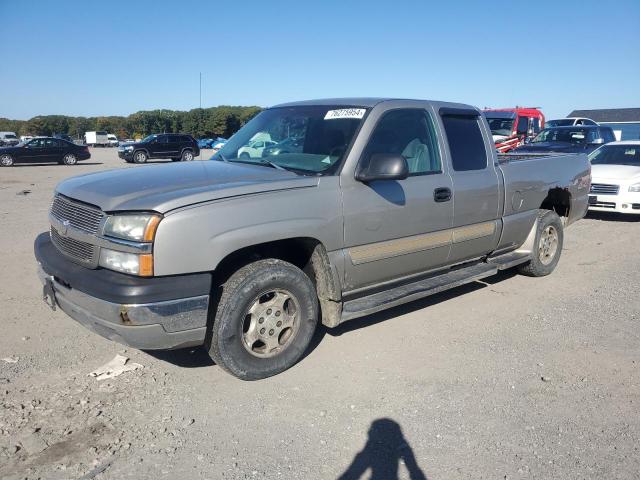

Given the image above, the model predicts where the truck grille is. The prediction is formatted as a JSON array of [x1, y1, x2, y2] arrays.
[[50, 227, 98, 266], [590, 183, 620, 195], [50, 194, 104, 234]]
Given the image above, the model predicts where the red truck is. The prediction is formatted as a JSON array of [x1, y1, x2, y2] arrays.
[[483, 107, 545, 153]]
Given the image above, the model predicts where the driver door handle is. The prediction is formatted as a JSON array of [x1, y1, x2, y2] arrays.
[[434, 187, 452, 202]]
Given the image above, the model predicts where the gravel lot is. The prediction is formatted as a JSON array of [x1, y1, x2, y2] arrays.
[[0, 148, 639, 479]]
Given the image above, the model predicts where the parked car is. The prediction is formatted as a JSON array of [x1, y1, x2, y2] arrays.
[[547, 117, 598, 127], [53, 133, 74, 143], [262, 137, 304, 157], [0, 137, 90, 167], [0, 131, 20, 147], [483, 107, 545, 152], [237, 139, 278, 158], [514, 125, 616, 154], [117, 133, 200, 163], [85, 131, 109, 147], [587, 141, 640, 214], [107, 134, 119, 147], [34, 98, 590, 380], [197, 138, 213, 149]]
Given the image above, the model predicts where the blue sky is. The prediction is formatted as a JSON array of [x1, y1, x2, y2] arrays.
[[1, 0, 639, 120]]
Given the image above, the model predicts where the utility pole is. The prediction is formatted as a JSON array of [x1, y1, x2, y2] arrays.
[[199, 72, 202, 110]]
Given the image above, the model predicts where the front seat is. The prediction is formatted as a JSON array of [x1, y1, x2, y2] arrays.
[[401, 138, 431, 174]]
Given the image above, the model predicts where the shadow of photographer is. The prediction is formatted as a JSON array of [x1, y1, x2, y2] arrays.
[[338, 418, 427, 480]]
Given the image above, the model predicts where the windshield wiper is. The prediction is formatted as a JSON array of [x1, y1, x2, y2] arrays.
[[259, 159, 287, 171]]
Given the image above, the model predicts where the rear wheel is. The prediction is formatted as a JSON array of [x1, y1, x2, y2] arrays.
[[62, 153, 77, 165], [208, 259, 319, 380], [181, 150, 194, 161], [0, 154, 14, 167], [518, 210, 564, 277], [133, 150, 148, 164]]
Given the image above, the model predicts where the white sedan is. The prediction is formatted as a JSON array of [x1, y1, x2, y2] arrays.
[[237, 140, 277, 159], [588, 141, 640, 214]]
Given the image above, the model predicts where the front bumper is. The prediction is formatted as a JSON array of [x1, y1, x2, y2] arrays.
[[118, 150, 133, 160], [35, 233, 211, 350], [588, 193, 640, 214]]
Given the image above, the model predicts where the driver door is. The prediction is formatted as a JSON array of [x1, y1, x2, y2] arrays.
[[341, 108, 453, 292], [23, 138, 48, 163]]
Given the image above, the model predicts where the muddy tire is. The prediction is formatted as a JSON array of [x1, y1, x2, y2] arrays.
[[518, 210, 564, 277], [208, 259, 318, 380]]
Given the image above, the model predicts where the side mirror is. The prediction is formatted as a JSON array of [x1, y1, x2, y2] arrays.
[[589, 138, 604, 145], [356, 153, 409, 182]]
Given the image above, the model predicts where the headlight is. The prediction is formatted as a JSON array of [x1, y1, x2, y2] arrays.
[[99, 249, 153, 276], [124, 145, 134, 151], [103, 214, 161, 242], [629, 183, 640, 192]]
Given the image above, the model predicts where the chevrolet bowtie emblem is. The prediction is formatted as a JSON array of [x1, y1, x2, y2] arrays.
[[61, 219, 70, 236]]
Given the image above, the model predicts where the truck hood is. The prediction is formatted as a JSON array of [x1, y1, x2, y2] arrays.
[[56, 160, 318, 213], [591, 164, 640, 181]]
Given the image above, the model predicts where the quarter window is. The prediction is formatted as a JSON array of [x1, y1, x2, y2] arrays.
[[363, 109, 441, 175], [441, 115, 487, 171]]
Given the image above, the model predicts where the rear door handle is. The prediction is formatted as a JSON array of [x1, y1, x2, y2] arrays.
[[433, 187, 452, 202]]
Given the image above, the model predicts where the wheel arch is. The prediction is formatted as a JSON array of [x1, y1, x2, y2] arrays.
[[540, 187, 571, 220], [212, 237, 342, 328]]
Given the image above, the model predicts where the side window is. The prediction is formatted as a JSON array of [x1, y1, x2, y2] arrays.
[[441, 115, 488, 172], [516, 116, 529, 134], [158, 135, 169, 144], [531, 118, 541, 134], [363, 109, 441, 175], [44, 139, 57, 148]]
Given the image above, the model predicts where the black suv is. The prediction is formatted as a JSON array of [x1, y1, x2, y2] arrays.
[[118, 133, 200, 163]]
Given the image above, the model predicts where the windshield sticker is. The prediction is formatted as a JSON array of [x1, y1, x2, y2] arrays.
[[324, 108, 366, 120]]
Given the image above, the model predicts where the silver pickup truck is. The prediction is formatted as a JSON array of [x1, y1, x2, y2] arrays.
[[34, 98, 590, 380]]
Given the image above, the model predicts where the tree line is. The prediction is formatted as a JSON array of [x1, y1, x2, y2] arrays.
[[0, 106, 263, 140]]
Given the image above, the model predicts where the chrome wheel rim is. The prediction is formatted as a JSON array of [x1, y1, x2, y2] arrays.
[[184, 151, 193, 161], [241, 289, 300, 358], [538, 225, 558, 265], [64, 154, 76, 164], [0, 155, 12, 166], [135, 152, 145, 162]]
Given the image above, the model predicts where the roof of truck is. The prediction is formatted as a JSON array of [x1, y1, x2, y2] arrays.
[[272, 98, 477, 110]]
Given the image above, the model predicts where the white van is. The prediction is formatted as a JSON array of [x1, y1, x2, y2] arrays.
[[85, 131, 109, 147], [107, 134, 119, 147]]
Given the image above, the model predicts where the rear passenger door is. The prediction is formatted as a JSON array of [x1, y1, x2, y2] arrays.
[[439, 109, 501, 265], [43, 138, 63, 162], [164, 134, 181, 157]]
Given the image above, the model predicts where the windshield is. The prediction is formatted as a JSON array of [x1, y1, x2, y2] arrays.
[[214, 105, 367, 174], [531, 127, 593, 144], [485, 117, 514, 136], [589, 145, 640, 166], [141, 134, 157, 143], [4, 134, 18, 139], [546, 119, 574, 127]]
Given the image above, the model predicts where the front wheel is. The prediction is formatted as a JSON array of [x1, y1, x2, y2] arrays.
[[133, 150, 148, 164], [518, 210, 564, 277], [208, 259, 319, 380], [0, 154, 14, 167], [62, 153, 77, 165]]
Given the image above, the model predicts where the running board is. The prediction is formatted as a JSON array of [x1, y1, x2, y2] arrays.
[[487, 251, 531, 270], [341, 262, 498, 323]]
